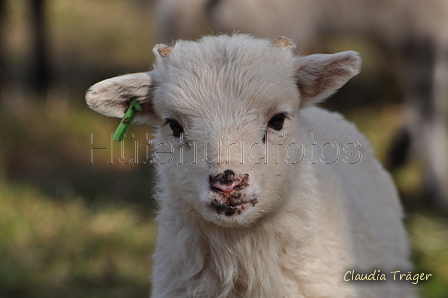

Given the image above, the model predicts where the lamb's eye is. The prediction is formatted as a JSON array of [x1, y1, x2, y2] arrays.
[[164, 119, 184, 137], [267, 113, 287, 130]]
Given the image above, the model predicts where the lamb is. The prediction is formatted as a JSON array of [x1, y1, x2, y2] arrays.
[[85, 34, 416, 298]]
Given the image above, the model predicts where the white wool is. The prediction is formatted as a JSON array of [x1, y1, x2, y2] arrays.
[[86, 34, 416, 298]]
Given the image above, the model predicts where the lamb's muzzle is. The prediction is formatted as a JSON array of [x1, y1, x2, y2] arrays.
[[209, 171, 254, 216]]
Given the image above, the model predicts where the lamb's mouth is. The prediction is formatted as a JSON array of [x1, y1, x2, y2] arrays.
[[211, 198, 259, 216]]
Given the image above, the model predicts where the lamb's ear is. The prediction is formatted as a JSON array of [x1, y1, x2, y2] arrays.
[[296, 51, 361, 108], [86, 72, 155, 125]]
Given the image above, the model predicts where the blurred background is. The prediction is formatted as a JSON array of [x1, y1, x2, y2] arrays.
[[0, 0, 447, 297]]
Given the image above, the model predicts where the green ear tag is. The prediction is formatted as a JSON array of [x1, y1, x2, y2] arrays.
[[112, 100, 143, 142]]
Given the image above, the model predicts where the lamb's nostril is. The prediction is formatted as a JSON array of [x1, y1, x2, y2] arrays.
[[223, 169, 235, 180], [210, 170, 235, 185]]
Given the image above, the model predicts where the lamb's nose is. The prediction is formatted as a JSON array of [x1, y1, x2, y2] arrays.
[[210, 170, 241, 193], [212, 179, 242, 193]]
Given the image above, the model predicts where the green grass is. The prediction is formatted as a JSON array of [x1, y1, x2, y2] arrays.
[[408, 214, 448, 297], [0, 176, 157, 298], [0, 95, 158, 298]]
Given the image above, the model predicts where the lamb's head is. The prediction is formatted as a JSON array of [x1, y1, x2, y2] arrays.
[[86, 34, 361, 227]]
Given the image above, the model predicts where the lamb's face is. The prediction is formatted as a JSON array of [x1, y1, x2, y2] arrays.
[[85, 34, 361, 228], [149, 36, 305, 226]]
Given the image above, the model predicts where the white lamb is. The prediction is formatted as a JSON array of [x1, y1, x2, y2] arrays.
[[86, 34, 416, 298]]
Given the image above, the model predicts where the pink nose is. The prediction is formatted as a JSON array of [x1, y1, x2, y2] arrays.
[[212, 179, 242, 193]]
